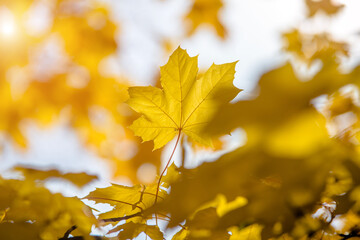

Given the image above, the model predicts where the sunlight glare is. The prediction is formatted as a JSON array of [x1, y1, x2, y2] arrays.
[[0, 7, 17, 38]]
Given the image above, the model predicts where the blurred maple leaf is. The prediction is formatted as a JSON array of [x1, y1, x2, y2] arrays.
[[206, 62, 348, 145], [186, 0, 226, 38], [14, 166, 98, 188], [305, 0, 344, 17], [283, 30, 349, 67]]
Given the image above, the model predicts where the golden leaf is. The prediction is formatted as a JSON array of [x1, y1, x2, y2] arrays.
[[0, 177, 96, 240], [306, 0, 344, 17], [84, 183, 167, 221], [127, 47, 240, 150], [14, 166, 98, 187], [186, 0, 226, 38], [229, 225, 262, 240], [206, 62, 348, 142]]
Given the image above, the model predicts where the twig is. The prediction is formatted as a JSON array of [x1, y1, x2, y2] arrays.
[[59, 225, 102, 239], [63, 225, 77, 239], [339, 232, 360, 239]]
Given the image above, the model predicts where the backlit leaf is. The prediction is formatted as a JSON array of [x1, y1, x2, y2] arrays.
[[84, 182, 166, 221], [127, 47, 240, 150]]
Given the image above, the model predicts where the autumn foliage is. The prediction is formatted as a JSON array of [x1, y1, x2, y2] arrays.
[[2, 0, 360, 240]]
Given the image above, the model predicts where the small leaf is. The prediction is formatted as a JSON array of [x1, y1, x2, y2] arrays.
[[186, 0, 226, 38]]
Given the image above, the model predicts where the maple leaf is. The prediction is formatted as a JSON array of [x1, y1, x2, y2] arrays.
[[283, 30, 348, 67], [14, 166, 98, 188], [305, 0, 344, 17], [206, 62, 349, 143], [186, 0, 226, 38], [84, 183, 167, 222], [126, 47, 240, 150]]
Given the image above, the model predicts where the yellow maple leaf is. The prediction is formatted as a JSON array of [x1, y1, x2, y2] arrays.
[[14, 166, 98, 188], [84, 183, 167, 222], [305, 0, 344, 17], [126, 47, 240, 150], [283, 30, 348, 67], [186, 0, 226, 38], [229, 224, 262, 240]]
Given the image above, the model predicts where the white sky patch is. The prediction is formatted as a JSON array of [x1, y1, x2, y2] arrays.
[[0, 6, 17, 38]]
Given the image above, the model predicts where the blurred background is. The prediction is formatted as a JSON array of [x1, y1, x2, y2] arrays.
[[0, 0, 359, 194]]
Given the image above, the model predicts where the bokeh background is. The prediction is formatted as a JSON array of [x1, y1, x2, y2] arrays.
[[0, 0, 359, 194]]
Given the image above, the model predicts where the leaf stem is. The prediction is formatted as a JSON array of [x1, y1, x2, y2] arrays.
[[181, 137, 185, 168], [154, 130, 182, 225]]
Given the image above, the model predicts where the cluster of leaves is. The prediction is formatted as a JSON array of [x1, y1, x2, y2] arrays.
[[82, 47, 239, 239], [4, 0, 360, 239], [80, 2, 360, 239], [84, 36, 360, 239], [0, 166, 98, 240]]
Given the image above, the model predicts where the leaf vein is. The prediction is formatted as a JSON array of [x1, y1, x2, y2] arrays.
[[182, 66, 233, 127], [139, 91, 179, 128]]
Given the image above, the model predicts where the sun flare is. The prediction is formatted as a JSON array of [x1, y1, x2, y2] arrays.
[[0, 7, 17, 38]]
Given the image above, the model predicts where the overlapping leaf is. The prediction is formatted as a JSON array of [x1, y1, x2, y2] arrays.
[[14, 166, 98, 187], [283, 30, 348, 66], [84, 182, 167, 221], [206, 61, 349, 143], [0, 176, 97, 240]]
